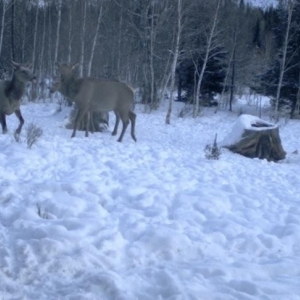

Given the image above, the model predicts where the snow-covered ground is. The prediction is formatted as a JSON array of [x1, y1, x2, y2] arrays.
[[0, 95, 300, 300]]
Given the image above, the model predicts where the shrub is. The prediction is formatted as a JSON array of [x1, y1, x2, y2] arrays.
[[36, 203, 49, 219], [26, 123, 43, 149], [205, 133, 221, 160]]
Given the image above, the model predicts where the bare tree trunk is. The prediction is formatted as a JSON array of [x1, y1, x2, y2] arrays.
[[54, 0, 62, 64], [32, 5, 39, 70], [21, 7, 26, 63], [229, 45, 236, 112], [274, 0, 294, 120], [67, 5, 72, 64], [39, 7, 47, 77], [216, 22, 237, 113], [166, 0, 182, 124], [290, 63, 300, 119], [48, 5, 53, 76], [86, 1, 108, 132], [117, 10, 123, 76], [0, 2, 7, 57], [149, 0, 155, 109], [29, 4, 39, 102], [87, 2, 103, 76], [158, 52, 172, 108], [79, 0, 87, 77], [194, 0, 221, 118], [11, 0, 15, 61]]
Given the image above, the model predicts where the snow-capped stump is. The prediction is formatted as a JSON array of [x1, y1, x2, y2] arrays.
[[220, 114, 286, 162]]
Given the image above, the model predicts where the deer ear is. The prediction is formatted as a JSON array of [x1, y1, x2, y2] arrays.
[[11, 60, 20, 70], [25, 63, 32, 69]]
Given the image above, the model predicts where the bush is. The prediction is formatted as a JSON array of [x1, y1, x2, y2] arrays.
[[36, 203, 49, 219], [26, 123, 43, 149], [205, 134, 221, 160]]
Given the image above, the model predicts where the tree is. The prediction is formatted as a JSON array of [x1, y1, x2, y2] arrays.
[[165, 0, 182, 124], [274, 0, 295, 120], [87, 1, 104, 76], [193, 0, 222, 117], [0, 0, 10, 59], [54, 0, 62, 64]]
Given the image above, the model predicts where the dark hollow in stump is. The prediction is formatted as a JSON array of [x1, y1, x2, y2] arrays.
[[227, 123, 286, 162]]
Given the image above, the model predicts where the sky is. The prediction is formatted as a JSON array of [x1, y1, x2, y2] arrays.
[[0, 94, 299, 299]]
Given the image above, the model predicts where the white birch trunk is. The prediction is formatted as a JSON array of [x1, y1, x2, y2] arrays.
[[0, 2, 7, 57], [87, 3, 103, 76], [54, 0, 62, 64], [79, 0, 87, 77], [21, 9, 26, 63], [48, 6, 53, 75], [194, 0, 221, 118], [165, 0, 182, 124], [67, 4, 73, 64], [274, 0, 294, 120], [149, 0, 155, 108], [217, 22, 237, 112], [158, 51, 173, 107], [117, 10, 123, 76], [32, 6, 39, 69], [39, 8, 47, 77]]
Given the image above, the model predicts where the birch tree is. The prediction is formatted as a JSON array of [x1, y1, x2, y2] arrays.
[[79, 0, 87, 77], [53, 0, 62, 64], [67, 2, 73, 64], [274, 0, 295, 120], [31, 4, 39, 70], [0, 1, 10, 58], [87, 1, 104, 76], [39, 6, 47, 76], [116, 0, 171, 107], [165, 0, 182, 124], [194, 0, 221, 117], [10, 0, 15, 60]]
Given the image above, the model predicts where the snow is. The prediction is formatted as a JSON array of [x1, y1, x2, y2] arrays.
[[247, 0, 277, 9], [0, 97, 300, 300], [220, 114, 277, 147]]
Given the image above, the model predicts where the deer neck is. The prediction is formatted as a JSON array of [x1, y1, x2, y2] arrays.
[[5, 74, 25, 102], [61, 75, 79, 99]]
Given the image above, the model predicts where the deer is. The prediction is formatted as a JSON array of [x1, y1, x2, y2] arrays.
[[0, 61, 36, 140], [55, 62, 136, 142], [50, 78, 110, 133]]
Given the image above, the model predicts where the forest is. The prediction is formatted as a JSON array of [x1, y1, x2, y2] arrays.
[[0, 0, 299, 120]]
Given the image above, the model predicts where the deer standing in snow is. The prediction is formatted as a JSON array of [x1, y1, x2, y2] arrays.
[[55, 62, 136, 142], [0, 61, 36, 140]]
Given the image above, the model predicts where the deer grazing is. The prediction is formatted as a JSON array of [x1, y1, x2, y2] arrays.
[[0, 61, 36, 140], [55, 62, 136, 142]]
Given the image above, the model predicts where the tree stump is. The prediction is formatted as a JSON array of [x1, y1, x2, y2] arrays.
[[221, 115, 286, 162], [65, 106, 109, 133]]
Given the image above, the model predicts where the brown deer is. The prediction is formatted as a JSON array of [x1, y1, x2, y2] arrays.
[[55, 62, 136, 142], [0, 61, 36, 140], [50, 78, 110, 133]]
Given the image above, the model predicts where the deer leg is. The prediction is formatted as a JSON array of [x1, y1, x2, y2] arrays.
[[90, 112, 95, 133], [85, 111, 90, 137], [0, 112, 8, 134], [14, 109, 24, 140], [117, 112, 129, 143], [129, 110, 137, 142], [71, 108, 87, 138], [112, 111, 120, 136]]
